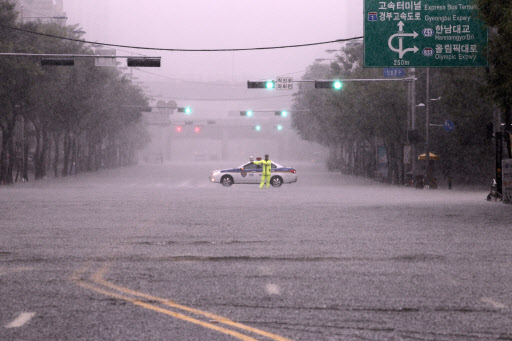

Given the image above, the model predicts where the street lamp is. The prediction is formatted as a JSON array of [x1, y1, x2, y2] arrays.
[[423, 89, 442, 188]]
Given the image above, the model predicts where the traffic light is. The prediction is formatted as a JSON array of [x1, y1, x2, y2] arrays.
[[41, 57, 74, 66], [194, 126, 201, 133], [315, 80, 343, 90], [127, 57, 161, 67], [178, 107, 192, 114], [275, 110, 288, 117], [254, 125, 262, 131], [276, 124, 283, 131], [240, 110, 253, 117], [247, 80, 275, 89], [176, 126, 183, 133]]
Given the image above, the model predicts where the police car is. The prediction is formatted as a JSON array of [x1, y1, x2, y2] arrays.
[[209, 157, 297, 187]]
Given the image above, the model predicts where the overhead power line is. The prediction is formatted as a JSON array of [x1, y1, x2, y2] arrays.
[[0, 23, 363, 52]]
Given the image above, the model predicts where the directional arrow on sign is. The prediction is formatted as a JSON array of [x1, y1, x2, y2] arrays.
[[388, 21, 419, 59]]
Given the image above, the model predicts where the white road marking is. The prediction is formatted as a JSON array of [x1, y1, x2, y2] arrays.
[[5, 312, 36, 328], [481, 297, 507, 309], [0, 266, 33, 276], [265, 283, 281, 295]]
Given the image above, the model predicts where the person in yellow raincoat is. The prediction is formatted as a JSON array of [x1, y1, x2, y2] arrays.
[[253, 154, 272, 189]]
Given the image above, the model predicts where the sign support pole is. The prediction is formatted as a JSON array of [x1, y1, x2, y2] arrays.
[[410, 68, 417, 184], [425, 68, 431, 187]]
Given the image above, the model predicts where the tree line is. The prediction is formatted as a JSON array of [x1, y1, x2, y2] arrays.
[[292, 4, 511, 186], [0, 1, 150, 184]]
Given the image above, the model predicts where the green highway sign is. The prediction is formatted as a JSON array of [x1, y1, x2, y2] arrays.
[[364, 0, 488, 68]]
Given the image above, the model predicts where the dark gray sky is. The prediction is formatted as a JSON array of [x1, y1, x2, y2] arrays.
[[65, 1, 363, 115]]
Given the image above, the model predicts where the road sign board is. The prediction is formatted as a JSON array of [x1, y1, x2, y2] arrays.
[[364, 0, 488, 68], [443, 119, 456, 132], [383, 68, 405, 77], [276, 77, 293, 90], [95, 48, 116, 67]]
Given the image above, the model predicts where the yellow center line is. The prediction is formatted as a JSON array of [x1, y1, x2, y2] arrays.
[[90, 265, 292, 341], [72, 275, 259, 341]]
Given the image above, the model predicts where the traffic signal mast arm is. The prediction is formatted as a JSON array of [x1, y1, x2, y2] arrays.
[[0, 53, 161, 67], [302, 77, 417, 83], [247, 77, 417, 84]]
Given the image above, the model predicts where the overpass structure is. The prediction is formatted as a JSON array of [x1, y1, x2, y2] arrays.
[[141, 110, 294, 162]]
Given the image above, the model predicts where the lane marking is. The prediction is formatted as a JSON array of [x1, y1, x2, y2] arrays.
[[90, 265, 291, 341], [89, 265, 291, 341], [0, 266, 33, 276], [72, 274, 258, 341], [5, 312, 36, 328], [481, 297, 507, 309]]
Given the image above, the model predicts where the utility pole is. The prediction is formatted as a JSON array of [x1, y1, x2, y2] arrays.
[[425, 68, 431, 187], [494, 105, 503, 194], [20, 116, 24, 181]]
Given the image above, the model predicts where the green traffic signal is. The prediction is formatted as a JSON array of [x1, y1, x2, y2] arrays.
[[178, 107, 192, 114], [247, 80, 275, 89], [314, 80, 343, 90], [240, 110, 253, 117], [254, 125, 261, 131], [276, 124, 283, 131]]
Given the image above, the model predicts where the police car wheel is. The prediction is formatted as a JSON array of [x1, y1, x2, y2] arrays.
[[270, 176, 283, 187], [221, 175, 233, 186]]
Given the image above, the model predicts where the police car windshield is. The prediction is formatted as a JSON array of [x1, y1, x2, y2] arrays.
[[243, 163, 261, 170]]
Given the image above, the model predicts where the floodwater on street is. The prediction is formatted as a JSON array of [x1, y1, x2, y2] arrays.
[[1, 161, 511, 341]]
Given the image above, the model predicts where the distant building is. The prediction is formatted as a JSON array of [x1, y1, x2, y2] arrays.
[[11, 0, 66, 24], [63, 0, 110, 42]]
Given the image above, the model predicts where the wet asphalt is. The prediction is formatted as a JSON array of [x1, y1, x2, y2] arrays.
[[1, 161, 511, 341]]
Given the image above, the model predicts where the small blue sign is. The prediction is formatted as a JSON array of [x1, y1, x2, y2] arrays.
[[443, 120, 456, 132], [368, 12, 378, 21], [383, 68, 405, 78]]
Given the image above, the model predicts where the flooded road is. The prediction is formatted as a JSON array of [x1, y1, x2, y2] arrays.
[[1, 162, 511, 340]]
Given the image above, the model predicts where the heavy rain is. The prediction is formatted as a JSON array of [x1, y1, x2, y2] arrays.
[[1, 1, 512, 340]]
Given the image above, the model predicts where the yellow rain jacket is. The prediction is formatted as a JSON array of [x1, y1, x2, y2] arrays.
[[253, 159, 272, 175], [253, 159, 272, 188]]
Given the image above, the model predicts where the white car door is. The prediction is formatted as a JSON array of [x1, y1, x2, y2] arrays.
[[229, 164, 245, 184], [241, 162, 261, 184]]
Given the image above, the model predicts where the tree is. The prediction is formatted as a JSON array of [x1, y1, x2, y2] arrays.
[[0, 7, 150, 184], [477, 0, 512, 157], [292, 43, 494, 185], [0, 1, 39, 184]]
